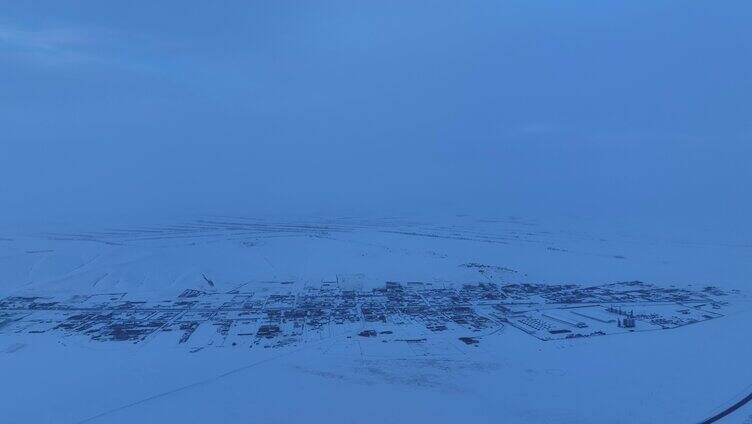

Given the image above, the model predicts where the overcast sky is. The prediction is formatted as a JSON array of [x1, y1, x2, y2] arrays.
[[1, 1, 750, 228]]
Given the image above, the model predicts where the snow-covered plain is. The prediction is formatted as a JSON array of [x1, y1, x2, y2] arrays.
[[1, 215, 750, 423]]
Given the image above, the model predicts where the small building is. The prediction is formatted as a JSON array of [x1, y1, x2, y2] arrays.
[[622, 316, 636, 328]]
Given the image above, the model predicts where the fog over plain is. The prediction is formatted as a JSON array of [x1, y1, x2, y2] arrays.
[[1, 1, 750, 234], [2, 5, 752, 424]]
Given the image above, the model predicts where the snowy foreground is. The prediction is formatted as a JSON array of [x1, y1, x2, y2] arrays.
[[1, 215, 750, 423]]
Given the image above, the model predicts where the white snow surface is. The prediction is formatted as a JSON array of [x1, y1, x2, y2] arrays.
[[1, 214, 750, 423]]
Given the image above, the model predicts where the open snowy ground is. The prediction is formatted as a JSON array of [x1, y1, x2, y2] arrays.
[[1, 214, 750, 423]]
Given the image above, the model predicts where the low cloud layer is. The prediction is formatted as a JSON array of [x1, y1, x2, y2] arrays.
[[1, 1, 750, 229]]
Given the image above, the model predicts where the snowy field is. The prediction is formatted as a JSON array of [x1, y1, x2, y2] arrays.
[[1, 215, 750, 423]]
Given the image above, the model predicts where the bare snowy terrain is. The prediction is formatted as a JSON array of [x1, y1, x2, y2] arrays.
[[1, 215, 750, 423]]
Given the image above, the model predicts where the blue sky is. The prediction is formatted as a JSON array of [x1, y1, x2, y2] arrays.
[[1, 1, 750, 226]]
